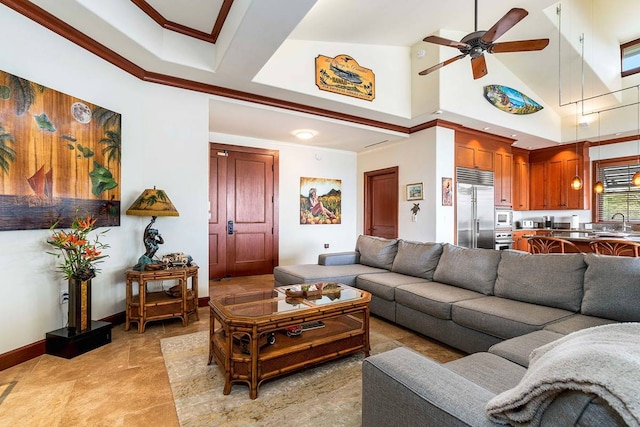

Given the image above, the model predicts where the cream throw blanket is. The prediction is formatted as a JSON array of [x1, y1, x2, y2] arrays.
[[486, 323, 640, 426]]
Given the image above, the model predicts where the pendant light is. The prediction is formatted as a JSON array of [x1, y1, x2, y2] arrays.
[[570, 104, 583, 191], [593, 112, 604, 194], [632, 87, 640, 186]]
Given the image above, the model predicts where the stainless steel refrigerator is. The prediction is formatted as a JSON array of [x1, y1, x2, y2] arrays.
[[456, 167, 495, 249]]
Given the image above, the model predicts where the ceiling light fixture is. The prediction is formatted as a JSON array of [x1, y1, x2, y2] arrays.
[[593, 112, 604, 194], [570, 103, 583, 191], [293, 129, 317, 140]]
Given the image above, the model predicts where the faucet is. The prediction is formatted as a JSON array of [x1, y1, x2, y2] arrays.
[[611, 213, 627, 230]]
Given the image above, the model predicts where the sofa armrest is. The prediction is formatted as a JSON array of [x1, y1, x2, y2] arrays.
[[362, 347, 498, 427], [318, 251, 360, 266]]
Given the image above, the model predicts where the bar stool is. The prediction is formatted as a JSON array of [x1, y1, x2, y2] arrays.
[[527, 236, 581, 254], [589, 239, 640, 257]]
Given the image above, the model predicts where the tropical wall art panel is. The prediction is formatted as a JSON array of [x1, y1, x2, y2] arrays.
[[299, 177, 341, 225], [0, 69, 121, 231], [483, 85, 543, 115]]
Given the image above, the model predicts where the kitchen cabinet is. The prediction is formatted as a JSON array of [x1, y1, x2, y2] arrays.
[[494, 151, 512, 206], [455, 129, 516, 173], [512, 149, 529, 211], [512, 230, 529, 251], [529, 144, 589, 210], [456, 144, 494, 171]]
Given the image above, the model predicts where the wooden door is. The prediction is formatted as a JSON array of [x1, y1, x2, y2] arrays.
[[364, 167, 398, 238], [209, 144, 279, 279]]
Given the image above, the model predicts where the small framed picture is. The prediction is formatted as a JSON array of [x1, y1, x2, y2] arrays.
[[442, 177, 452, 206], [406, 182, 423, 201]]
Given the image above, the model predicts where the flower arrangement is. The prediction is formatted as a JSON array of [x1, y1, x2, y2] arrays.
[[47, 214, 110, 281]]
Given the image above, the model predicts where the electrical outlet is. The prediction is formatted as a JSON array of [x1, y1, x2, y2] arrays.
[[60, 290, 69, 305]]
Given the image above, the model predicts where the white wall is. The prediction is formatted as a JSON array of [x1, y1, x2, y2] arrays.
[[0, 8, 212, 354], [0, 7, 359, 355], [356, 127, 455, 243]]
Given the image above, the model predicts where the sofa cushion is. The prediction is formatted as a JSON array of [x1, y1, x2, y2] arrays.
[[543, 314, 616, 335], [581, 253, 640, 321], [452, 296, 574, 339], [488, 330, 564, 367], [432, 244, 501, 295], [355, 235, 398, 270], [494, 251, 585, 312], [444, 352, 526, 394], [391, 240, 442, 280], [273, 263, 385, 287], [395, 281, 485, 320], [356, 272, 428, 301]]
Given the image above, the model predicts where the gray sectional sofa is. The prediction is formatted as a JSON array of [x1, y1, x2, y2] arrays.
[[273, 235, 640, 426]]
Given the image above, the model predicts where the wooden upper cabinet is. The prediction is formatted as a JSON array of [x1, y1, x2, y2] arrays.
[[529, 143, 589, 210], [529, 161, 547, 209], [495, 151, 512, 206], [454, 129, 514, 172], [456, 144, 494, 171], [512, 148, 529, 211]]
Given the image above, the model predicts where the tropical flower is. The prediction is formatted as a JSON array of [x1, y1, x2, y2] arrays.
[[47, 214, 110, 281]]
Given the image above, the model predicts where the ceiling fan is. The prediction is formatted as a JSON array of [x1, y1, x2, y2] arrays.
[[418, 1, 549, 80]]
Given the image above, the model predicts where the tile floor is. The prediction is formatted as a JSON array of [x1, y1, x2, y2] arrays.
[[0, 275, 464, 426]]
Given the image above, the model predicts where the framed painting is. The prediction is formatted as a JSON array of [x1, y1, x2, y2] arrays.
[[300, 177, 341, 225], [406, 182, 423, 201], [0, 69, 121, 231], [442, 177, 452, 206]]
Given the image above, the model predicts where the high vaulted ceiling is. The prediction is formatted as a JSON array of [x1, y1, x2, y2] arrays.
[[9, 0, 640, 151]]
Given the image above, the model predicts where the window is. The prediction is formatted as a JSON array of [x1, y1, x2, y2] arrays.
[[594, 157, 640, 222], [621, 38, 640, 77]]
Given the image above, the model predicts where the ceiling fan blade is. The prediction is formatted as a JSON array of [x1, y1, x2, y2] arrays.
[[471, 55, 488, 80], [418, 54, 467, 76], [423, 35, 470, 50], [489, 39, 549, 53], [480, 8, 528, 44]]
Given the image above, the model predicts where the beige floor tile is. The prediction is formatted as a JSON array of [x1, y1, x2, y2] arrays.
[[0, 275, 464, 426]]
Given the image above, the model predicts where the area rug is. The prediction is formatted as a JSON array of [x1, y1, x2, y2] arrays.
[[161, 329, 402, 427]]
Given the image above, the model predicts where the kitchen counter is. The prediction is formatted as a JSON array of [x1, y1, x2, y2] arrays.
[[516, 228, 640, 243]]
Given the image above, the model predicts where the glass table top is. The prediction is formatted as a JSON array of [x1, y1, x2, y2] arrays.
[[215, 284, 364, 317]]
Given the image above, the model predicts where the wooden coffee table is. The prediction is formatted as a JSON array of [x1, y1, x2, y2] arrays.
[[208, 283, 371, 399]]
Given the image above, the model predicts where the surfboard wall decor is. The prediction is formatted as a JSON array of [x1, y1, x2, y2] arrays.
[[483, 85, 543, 115]]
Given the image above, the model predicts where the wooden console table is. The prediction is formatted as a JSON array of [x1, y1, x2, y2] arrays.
[[125, 265, 199, 333]]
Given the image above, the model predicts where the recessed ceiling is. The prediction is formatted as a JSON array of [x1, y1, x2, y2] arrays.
[[15, 0, 640, 151]]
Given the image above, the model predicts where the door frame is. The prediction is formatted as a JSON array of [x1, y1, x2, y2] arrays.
[[209, 143, 279, 278]]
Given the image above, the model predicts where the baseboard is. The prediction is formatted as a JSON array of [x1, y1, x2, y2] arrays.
[[1, 297, 211, 371]]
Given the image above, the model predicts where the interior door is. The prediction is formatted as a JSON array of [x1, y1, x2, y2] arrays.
[[364, 167, 398, 238], [209, 144, 279, 279]]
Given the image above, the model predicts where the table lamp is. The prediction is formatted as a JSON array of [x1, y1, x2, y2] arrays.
[[126, 187, 179, 271]]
